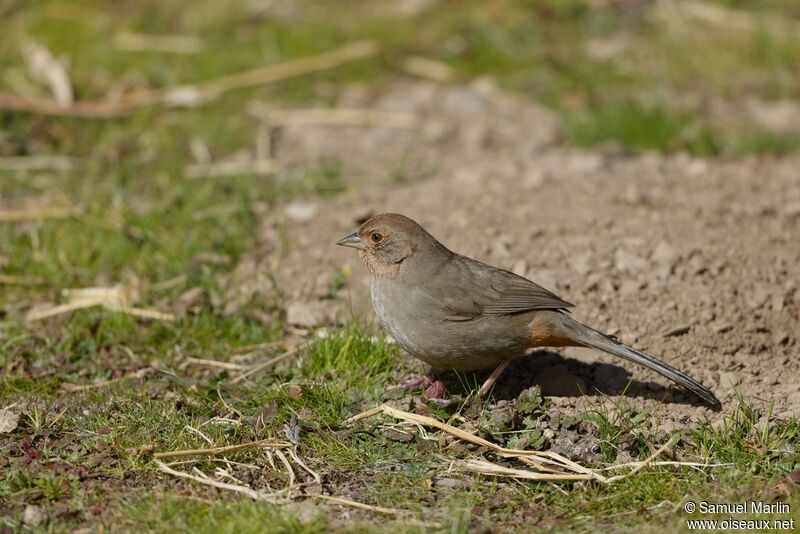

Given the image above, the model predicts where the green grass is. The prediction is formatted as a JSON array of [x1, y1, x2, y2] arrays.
[[3, 323, 800, 531], [2, 0, 800, 531]]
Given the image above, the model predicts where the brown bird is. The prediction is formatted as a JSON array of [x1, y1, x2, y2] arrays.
[[336, 213, 720, 408]]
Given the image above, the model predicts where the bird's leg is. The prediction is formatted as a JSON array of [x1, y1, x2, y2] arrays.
[[478, 360, 511, 397]]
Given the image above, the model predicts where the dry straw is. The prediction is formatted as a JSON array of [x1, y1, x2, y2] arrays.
[[344, 404, 717, 484], [0, 41, 378, 118], [154, 437, 410, 518], [25, 284, 175, 322]]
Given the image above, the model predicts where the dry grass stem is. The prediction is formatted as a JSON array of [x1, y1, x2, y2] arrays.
[[61, 367, 153, 392], [184, 357, 252, 371], [174, 41, 377, 103], [308, 494, 404, 515], [247, 103, 419, 129], [153, 438, 292, 460], [0, 205, 83, 223], [604, 436, 678, 483], [113, 32, 204, 54], [275, 449, 295, 490], [345, 405, 714, 485], [401, 56, 456, 82], [150, 274, 188, 291], [672, 0, 800, 39], [229, 348, 298, 384], [601, 460, 726, 471], [0, 155, 82, 172], [185, 159, 276, 179], [0, 41, 378, 118], [454, 458, 595, 481], [0, 274, 46, 286], [25, 284, 175, 321], [184, 425, 214, 446], [155, 460, 265, 500], [23, 40, 73, 106], [288, 448, 322, 485], [156, 448, 409, 518]]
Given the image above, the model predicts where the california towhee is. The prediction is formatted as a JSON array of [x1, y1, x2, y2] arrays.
[[337, 213, 720, 408]]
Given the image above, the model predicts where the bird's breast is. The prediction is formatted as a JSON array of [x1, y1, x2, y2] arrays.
[[370, 279, 420, 352], [369, 278, 532, 371]]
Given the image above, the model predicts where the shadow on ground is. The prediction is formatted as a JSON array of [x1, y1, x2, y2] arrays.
[[433, 350, 715, 409]]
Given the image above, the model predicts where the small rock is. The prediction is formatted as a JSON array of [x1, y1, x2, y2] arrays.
[[550, 430, 600, 463], [384, 428, 414, 443], [614, 249, 648, 273], [0, 408, 19, 433], [23, 505, 44, 527], [285, 300, 337, 328], [543, 428, 555, 440], [651, 240, 676, 264], [533, 365, 586, 397], [747, 285, 771, 310], [434, 477, 462, 488], [284, 201, 318, 223]]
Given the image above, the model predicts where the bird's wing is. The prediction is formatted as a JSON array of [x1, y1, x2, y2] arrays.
[[424, 255, 574, 321]]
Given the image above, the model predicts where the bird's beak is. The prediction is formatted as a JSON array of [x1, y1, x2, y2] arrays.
[[336, 232, 365, 250]]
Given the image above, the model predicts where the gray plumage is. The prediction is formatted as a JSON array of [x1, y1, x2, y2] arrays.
[[338, 213, 720, 408]]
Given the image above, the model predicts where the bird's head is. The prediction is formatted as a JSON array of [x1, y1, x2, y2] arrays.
[[336, 213, 437, 276]]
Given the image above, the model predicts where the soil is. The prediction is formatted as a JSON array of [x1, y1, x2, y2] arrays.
[[231, 79, 800, 425]]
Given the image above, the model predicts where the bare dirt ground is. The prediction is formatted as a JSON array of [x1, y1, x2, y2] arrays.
[[230, 79, 799, 426]]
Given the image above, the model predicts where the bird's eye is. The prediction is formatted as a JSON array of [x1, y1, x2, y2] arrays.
[[370, 233, 383, 243]]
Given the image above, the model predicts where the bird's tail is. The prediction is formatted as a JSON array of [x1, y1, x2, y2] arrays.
[[553, 313, 721, 409]]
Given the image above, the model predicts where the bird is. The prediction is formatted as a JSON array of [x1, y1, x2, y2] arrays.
[[336, 213, 720, 408]]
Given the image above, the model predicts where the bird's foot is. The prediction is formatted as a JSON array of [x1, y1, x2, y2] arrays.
[[385, 375, 433, 394], [423, 380, 446, 400], [478, 360, 512, 397]]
